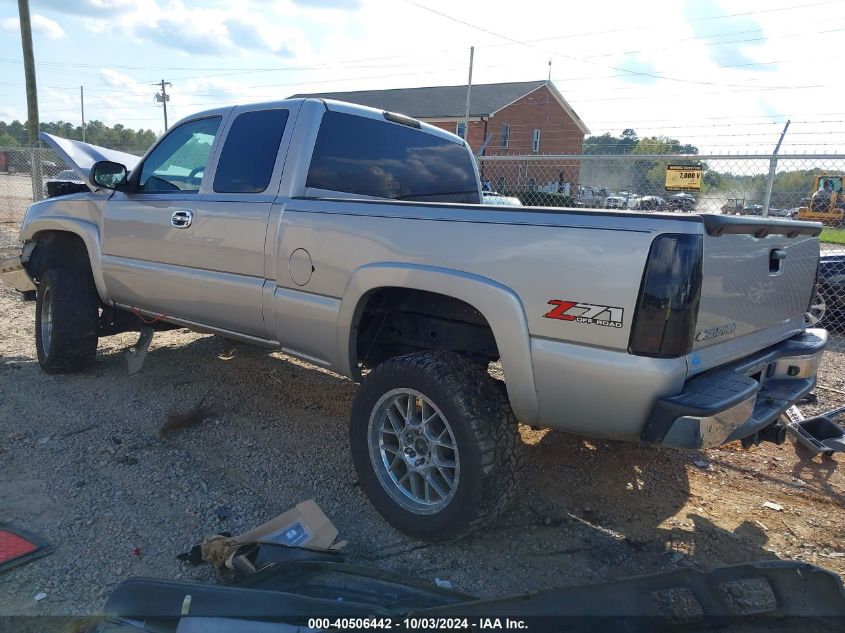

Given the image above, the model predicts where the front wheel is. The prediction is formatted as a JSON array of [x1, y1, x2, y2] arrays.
[[35, 268, 99, 373], [350, 351, 520, 540]]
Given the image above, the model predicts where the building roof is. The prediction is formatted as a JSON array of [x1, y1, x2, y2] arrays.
[[290, 80, 589, 134]]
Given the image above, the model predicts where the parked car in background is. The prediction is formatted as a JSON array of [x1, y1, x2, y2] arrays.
[[668, 193, 696, 212], [624, 194, 642, 209], [0, 149, 15, 173], [575, 185, 607, 208], [767, 207, 793, 218], [632, 195, 666, 211], [23, 158, 60, 176], [604, 194, 627, 209], [807, 249, 845, 331], [482, 192, 522, 206]]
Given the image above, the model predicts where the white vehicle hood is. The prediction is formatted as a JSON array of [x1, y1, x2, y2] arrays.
[[38, 132, 141, 189]]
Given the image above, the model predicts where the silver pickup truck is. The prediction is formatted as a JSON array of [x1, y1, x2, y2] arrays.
[[2, 98, 827, 539]]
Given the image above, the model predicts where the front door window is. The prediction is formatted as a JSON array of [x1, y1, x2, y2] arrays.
[[138, 117, 221, 193]]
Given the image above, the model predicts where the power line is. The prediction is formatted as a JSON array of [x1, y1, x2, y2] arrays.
[[401, 0, 845, 90], [0, 15, 842, 98]]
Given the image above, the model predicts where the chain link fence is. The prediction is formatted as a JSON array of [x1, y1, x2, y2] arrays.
[[2, 146, 843, 351], [477, 153, 845, 219], [0, 146, 69, 223]]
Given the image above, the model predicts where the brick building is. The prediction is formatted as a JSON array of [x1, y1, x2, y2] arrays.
[[291, 80, 589, 194]]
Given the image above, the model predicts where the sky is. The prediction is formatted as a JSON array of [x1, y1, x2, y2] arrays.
[[0, 0, 844, 153]]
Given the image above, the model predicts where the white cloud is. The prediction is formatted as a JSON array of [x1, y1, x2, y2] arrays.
[[73, 0, 310, 58], [1, 14, 67, 39], [224, 15, 299, 57], [290, 0, 361, 8], [4, 0, 841, 153]]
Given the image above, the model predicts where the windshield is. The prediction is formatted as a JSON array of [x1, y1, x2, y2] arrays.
[[820, 176, 843, 192]]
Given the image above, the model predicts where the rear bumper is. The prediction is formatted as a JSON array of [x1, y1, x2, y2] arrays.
[[643, 328, 827, 449], [0, 255, 36, 293]]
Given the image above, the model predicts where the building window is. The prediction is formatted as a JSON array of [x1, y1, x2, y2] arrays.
[[532, 129, 541, 153], [456, 122, 466, 139], [501, 124, 510, 148], [497, 176, 506, 192]]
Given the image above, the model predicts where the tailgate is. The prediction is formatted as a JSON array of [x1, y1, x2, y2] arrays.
[[691, 217, 821, 372]]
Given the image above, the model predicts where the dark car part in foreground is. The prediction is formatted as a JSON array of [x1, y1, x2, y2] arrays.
[[80, 543, 845, 632]]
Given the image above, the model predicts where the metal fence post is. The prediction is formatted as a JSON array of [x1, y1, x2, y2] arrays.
[[762, 120, 790, 217]]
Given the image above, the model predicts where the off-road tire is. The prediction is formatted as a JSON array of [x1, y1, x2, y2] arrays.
[[350, 351, 521, 540], [35, 268, 99, 373]]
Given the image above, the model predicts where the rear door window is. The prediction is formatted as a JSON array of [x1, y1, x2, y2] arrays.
[[214, 109, 289, 193], [306, 111, 479, 203]]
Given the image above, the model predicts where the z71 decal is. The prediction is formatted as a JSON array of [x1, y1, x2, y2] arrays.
[[543, 301, 624, 328]]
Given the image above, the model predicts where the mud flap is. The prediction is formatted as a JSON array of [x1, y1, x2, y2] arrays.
[[124, 327, 155, 375]]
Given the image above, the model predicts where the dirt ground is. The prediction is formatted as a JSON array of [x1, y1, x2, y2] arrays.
[[1, 190, 845, 617]]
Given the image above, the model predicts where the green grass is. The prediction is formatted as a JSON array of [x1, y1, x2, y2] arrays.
[[820, 228, 845, 244]]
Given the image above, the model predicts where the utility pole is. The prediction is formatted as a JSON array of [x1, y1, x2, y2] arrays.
[[548, 58, 552, 81], [17, 0, 41, 199], [80, 85, 85, 142], [761, 120, 790, 217], [462, 46, 474, 142], [154, 79, 171, 131]]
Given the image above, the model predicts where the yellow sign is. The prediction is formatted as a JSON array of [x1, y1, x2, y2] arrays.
[[665, 165, 702, 191]]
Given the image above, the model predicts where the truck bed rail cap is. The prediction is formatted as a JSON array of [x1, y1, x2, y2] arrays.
[[702, 215, 822, 238]]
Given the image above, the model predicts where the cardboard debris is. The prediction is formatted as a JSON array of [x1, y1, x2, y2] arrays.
[[239, 500, 339, 548], [762, 501, 784, 512], [200, 500, 344, 571]]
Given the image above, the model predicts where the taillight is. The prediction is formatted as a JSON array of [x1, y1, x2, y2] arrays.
[[629, 234, 703, 357]]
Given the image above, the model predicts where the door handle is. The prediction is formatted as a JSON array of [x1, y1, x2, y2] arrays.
[[171, 209, 193, 228], [770, 248, 786, 273]]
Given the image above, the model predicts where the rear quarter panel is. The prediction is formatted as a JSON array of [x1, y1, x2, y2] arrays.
[[274, 201, 701, 351]]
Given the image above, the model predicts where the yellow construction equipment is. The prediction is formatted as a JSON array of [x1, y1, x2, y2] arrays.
[[797, 174, 845, 226], [720, 198, 745, 215]]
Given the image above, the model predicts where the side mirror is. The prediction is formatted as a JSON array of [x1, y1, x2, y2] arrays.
[[91, 160, 128, 190]]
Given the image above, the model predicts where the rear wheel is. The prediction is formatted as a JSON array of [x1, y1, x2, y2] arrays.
[[35, 268, 99, 373], [350, 351, 520, 540]]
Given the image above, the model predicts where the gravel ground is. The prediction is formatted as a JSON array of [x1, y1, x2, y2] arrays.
[[1, 191, 845, 618]]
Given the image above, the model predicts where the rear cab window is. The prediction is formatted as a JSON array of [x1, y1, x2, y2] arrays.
[[214, 109, 289, 193], [306, 111, 480, 204]]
